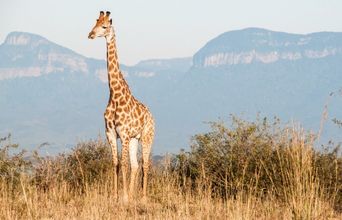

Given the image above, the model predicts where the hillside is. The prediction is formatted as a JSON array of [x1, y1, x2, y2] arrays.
[[0, 29, 341, 154], [193, 28, 342, 67]]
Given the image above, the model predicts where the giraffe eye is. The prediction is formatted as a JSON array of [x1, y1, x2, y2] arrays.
[[102, 26, 107, 29]]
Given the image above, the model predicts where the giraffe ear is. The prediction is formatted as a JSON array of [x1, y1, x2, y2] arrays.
[[110, 19, 112, 25]]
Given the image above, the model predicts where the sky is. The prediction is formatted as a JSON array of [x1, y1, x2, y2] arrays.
[[1, 0, 342, 65]]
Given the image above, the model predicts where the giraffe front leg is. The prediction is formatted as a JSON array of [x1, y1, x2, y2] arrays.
[[128, 138, 139, 201], [105, 120, 118, 201], [121, 137, 130, 204]]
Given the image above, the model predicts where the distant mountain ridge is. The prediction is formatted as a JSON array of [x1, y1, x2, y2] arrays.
[[0, 29, 341, 154], [0, 32, 90, 79], [193, 28, 342, 67], [0, 31, 191, 81]]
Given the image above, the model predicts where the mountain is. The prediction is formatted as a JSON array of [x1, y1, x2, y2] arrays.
[[0, 31, 191, 81], [0, 29, 341, 154], [0, 32, 90, 80], [193, 28, 342, 67]]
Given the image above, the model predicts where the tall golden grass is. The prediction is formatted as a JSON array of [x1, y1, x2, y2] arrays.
[[0, 118, 341, 219]]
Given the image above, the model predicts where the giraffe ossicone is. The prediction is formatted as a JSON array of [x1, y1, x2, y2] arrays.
[[88, 11, 155, 203]]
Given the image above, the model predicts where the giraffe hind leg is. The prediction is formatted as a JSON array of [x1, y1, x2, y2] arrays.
[[141, 119, 155, 201], [128, 138, 139, 201]]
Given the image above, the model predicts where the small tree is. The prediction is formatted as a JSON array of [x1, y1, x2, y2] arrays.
[[0, 134, 32, 189]]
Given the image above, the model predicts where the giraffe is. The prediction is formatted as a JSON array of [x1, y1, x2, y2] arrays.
[[88, 11, 155, 203]]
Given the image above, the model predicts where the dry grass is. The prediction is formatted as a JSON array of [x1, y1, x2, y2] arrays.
[[0, 170, 293, 219], [0, 119, 341, 219], [0, 177, 279, 219], [0, 169, 339, 219]]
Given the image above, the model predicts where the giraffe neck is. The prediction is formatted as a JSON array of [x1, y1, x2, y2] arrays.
[[105, 28, 130, 97]]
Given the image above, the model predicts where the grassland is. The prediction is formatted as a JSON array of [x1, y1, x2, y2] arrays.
[[0, 117, 341, 219]]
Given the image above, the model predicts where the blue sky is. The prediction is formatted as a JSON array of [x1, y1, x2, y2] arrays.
[[1, 0, 342, 65]]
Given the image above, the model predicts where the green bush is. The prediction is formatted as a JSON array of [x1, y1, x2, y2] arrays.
[[171, 116, 342, 210], [0, 134, 32, 189], [0, 136, 114, 192], [172, 117, 281, 195], [314, 142, 342, 210], [34, 139, 113, 190]]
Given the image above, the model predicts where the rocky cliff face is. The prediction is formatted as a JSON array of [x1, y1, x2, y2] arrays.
[[193, 28, 342, 67], [0, 32, 88, 80]]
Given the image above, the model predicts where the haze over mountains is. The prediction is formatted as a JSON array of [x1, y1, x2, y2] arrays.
[[0, 28, 341, 154]]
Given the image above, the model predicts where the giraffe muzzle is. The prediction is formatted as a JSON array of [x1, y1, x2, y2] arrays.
[[88, 32, 96, 39]]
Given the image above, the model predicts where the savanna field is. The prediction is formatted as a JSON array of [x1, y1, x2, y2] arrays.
[[1, 117, 341, 219], [2, 1, 342, 220]]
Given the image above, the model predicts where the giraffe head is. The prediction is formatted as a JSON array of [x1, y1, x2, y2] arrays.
[[88, 11, 113, 39]]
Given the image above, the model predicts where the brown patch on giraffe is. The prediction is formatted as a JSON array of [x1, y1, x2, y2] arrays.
[[116, 121, 122, 126], [116, 107, 122, 113], [105, 109, 114, 120], [114, 85, 120, 91], [114, 93, 121, 99], [136, 107, 141, 115], [104, 110, 109, 117], [108, 121, 113, 129], [114, 99, 118, 105], [110, 112, 115, 120], [139, 116, 144, 125]]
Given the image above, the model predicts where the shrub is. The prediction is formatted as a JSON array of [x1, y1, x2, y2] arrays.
[[172, 116, 282, 195], [34, 139, 113, 191], [171, 116, 342, 213], [0, 134, 32, 189]]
